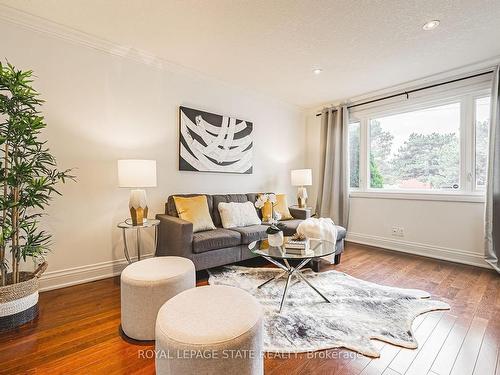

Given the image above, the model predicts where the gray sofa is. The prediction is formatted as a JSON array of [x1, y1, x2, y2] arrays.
[[155, 193, 346, 271]]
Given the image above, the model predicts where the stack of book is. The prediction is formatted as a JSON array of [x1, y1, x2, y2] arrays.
[[284, 238, 311, 255]]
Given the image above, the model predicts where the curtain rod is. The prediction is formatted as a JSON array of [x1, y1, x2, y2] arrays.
[[315, 70, 494, 117]]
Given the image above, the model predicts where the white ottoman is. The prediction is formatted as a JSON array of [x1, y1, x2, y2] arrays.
[[121, 256, 195, 340], [156, 285, 263, 375]]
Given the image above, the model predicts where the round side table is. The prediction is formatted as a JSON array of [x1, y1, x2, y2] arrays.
[[117, 219, 160, 264]]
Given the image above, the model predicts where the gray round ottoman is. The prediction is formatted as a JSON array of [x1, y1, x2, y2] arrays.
[[121, 256, 195, 340], [155, 285, 263, 375]]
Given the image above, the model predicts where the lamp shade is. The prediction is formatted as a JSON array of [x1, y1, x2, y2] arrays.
[[291, 169, 312, 186], [118, 160, 157, 188]]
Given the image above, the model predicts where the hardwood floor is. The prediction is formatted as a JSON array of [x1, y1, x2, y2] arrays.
[[0, 243, 498, 375]]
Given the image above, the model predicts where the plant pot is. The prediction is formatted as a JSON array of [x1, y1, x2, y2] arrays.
[[268, 231, 284, 247], [0, 262, 47, 332]]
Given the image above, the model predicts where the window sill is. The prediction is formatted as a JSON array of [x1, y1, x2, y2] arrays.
[[349, 190, 485, 203]]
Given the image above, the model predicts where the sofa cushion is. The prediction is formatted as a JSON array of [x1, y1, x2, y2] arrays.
[[173, 195, 216, 233], [229, 224, 268, 245], [274, 194, 293, 220], [218, 202, 261, 228], [212, 194, 250, 227], [192, 228, 241, 254], [167, 194, 213, 218]]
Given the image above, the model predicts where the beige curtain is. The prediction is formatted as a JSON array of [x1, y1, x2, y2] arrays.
[[485, 65, 500, 273], [316, 106, 349, 227]]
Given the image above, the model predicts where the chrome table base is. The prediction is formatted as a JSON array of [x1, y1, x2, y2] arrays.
[[258, 256, 331, 313]]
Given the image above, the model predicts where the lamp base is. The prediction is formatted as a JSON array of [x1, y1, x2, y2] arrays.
[[297, 186, 308, 208], [129, 189, 148, 226]]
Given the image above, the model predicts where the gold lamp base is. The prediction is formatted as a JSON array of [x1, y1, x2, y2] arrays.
[[129, 189, 148, 226], [130, 206, 148, 226]]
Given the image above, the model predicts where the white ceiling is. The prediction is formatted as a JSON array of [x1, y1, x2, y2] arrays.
[[2, 0, 500, 108]]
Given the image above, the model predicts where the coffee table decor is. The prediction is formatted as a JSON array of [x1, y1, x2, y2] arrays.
[[208, 265, 450, 357]]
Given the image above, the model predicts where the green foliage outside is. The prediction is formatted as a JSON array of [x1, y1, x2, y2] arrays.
[[348, 122, 385, 188], [349, 119, 489, 190]]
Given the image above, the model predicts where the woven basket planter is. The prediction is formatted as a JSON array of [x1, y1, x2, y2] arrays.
[[0, 262, 47, 332]]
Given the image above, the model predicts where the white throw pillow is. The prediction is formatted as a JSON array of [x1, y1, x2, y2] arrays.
[[218, 201, 262, 229]]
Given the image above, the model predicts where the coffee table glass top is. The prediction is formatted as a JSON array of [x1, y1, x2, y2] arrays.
[[249, 237, 336, 260]]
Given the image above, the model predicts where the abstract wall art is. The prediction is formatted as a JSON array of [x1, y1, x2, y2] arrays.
[[179, 106, 253, 174]]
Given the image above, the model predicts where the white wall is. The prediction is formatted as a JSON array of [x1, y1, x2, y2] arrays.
[[306, 111, 489, 268], [1, 19, 307, 290]]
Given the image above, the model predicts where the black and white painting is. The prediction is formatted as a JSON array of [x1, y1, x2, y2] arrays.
[[179, 106, 253, 174]]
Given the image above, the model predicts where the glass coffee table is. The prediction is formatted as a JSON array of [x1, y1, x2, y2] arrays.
[[248, 238, 336, 313]]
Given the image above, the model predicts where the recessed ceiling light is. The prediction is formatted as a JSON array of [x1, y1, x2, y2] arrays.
[[422, 20, 440, 31], [313, 68, 323, 75]]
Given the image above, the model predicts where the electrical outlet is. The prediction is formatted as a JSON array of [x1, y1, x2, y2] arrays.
[[392, 226, 405, 237], [398, 227, 405, 237]]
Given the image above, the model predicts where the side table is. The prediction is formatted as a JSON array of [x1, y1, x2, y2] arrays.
[[117, 219, 160, 264]]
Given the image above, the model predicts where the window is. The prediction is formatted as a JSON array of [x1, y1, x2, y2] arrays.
[[369, 103, 461, 190], [349, 122, 360, 188], [475, 96, 490, 189], [347, 82, 491, 199]]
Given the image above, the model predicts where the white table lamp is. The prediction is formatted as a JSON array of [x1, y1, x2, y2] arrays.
[[118, 160, 157, 226], [291, 169, 312, 208]]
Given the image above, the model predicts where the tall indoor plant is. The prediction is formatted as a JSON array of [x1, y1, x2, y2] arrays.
[[0, 61, 73, 330]]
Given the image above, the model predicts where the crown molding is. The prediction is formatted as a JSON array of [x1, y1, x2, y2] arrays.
[[0, 4, 303, 111]]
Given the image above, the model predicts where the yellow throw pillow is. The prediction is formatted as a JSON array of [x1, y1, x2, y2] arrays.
[[173, 195, 216, 233], [274, 194, 293, 220]]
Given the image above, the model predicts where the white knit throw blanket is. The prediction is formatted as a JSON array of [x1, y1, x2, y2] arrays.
[[297, 217, 338, 264]]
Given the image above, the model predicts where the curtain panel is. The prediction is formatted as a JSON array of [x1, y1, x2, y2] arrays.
[[316, 106, 349, 227], [485, 65, 500, 273]]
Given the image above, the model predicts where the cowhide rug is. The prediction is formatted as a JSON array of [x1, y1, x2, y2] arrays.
[[208, 266, 450, 357]]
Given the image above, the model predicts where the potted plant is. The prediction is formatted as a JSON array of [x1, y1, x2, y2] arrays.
[[0, 62, 73, 331]]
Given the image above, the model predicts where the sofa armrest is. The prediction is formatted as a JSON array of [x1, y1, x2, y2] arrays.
[[155, 214, 194, 258], [289, 207, 312, 220]]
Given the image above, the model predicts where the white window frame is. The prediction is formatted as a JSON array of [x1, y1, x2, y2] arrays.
[[473, 94, 491, 191], [348, 80, 490, 203]]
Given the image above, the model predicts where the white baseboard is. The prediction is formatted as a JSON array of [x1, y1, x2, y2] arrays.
[[346, 232, 491, 269], [39, 253, 154, 292]]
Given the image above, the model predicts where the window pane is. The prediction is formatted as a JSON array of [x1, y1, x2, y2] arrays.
[[369, 103, 461, 190], [349, 122, 360, 188], [475, 97, 490, 189]]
